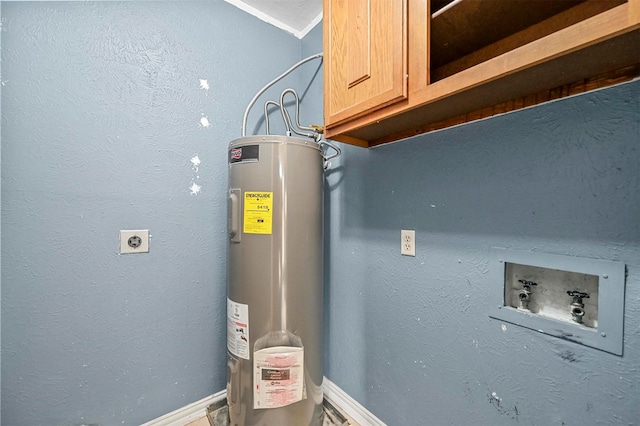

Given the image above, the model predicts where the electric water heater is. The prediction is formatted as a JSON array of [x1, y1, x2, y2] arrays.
[[226, 135, 324, 426]]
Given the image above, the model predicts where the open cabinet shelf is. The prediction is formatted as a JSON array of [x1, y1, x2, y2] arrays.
[[430, 0, 624, 81], [323, 0, 640, 147]]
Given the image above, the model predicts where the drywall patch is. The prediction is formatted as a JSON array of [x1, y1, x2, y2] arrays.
[[191, 155, 201, 173], [199, 79, 209, 91], [199, 115, 211, 128], [189, 155, 201, 195], [190, 183, 201, 196]]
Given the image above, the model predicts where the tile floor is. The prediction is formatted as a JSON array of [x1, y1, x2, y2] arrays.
[[186, 418, 210, 426], [183, 398, 354, 426]]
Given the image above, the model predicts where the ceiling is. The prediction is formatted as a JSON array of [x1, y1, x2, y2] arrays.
[[223, 0, 323, 39]]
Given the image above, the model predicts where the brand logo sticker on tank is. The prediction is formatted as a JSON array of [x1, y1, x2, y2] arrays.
[[229, 145, 259, 164]]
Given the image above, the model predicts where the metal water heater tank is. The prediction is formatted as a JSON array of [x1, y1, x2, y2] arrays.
[[226, 135, 324, 426]]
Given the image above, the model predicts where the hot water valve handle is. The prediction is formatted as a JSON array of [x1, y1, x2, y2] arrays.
[[567, 291, 590, 302]]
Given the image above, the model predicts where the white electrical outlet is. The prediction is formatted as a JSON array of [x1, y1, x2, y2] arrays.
[[120, 230, 149, 254], [401, 230, 415, 256]]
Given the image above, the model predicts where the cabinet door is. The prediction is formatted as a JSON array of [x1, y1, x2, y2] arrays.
[[324, 0, 407, 128]]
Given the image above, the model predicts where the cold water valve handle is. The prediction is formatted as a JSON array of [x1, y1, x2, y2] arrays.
[[517, 279, 537, 310], [567, 291, 590, 324], [567, 291, 590, 302], [518, 279, 537, 288]]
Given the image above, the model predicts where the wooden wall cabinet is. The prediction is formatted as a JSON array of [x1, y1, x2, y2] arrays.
[[323, 0, 640, 148]]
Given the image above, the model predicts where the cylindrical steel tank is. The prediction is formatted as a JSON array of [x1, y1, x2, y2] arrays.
[[226, 135, 324, 426]]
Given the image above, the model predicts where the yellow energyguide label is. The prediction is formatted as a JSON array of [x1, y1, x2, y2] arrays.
[[243, 192, 273, 234]]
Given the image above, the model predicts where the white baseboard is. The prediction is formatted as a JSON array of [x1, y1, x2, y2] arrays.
[[322, 378, 386, 426], [143, 378, 385, 426], [141, 390, 226, 426]]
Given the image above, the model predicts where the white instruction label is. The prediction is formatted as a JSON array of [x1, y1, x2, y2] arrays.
[[227, 299, 249, 360], [253, 346, 304, 409]]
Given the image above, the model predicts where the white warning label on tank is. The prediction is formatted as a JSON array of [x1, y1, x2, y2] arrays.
[[227, 299, 249, 360], [253, 346, 304, 409]]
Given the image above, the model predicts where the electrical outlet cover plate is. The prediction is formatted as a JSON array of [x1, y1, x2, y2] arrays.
[[120, 230, 149, 254], [401, 230, 415, 256]]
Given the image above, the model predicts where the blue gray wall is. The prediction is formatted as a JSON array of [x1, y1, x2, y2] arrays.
[[320, 77, 640, 423], [1, 2, 302, 424], [3, 4, 639, 425], [302, 17, 640, 425]]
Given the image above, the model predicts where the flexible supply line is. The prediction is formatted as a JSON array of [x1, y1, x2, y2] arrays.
[[241, 53, 323, 137]]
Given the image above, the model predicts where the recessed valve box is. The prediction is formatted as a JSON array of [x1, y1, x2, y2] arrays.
[[489, 248, 626, 356]]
